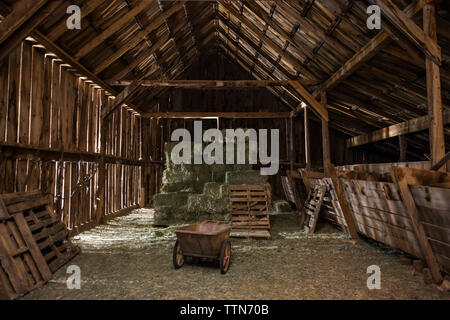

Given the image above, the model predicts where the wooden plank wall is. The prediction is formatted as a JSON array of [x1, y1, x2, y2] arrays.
[[103, 104, 142, 218], [410, 185, 450, 274], [341, 178, 423, 258], [0, 39, 142, 234]]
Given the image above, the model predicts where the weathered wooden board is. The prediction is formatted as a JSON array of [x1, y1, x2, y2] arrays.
[[340, 178, 423, 258], [0, 192, 81, 274], [410, 185, 450, 274], [0, 213, 52, 300]]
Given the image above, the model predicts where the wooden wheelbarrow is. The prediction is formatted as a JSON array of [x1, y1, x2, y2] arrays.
[[172, 220, 231, 274]]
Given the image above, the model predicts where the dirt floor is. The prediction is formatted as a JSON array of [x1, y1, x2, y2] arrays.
[[23, 209, 449, 300]]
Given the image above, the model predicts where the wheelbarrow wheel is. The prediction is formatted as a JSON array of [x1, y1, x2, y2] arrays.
[[173, 240, 184, 269], [219, 240, 231, 274]]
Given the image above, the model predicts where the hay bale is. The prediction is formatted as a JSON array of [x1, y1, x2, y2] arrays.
[[187, 194, 229, 215], [273, 200, 294, 212], [203, 182, 229, 199], [225, 170, 268, 185], [153, 192, 190, 209], [153, 204, 188, 226]]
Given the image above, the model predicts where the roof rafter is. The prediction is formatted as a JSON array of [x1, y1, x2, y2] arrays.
[[312, 0, 428, 97], [74, 1, 152, 59], [371, 0, 441, 65], [218, 0, 317, 81], [93, 1, 185, 75]]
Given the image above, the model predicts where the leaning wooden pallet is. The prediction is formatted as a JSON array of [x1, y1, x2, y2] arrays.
[[0, 210, 52, 300], [0, 191, 80, 273], [229, 185, 271, 239]]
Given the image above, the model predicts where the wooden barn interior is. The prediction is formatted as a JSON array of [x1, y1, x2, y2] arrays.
[[0, 0, 449, 299]]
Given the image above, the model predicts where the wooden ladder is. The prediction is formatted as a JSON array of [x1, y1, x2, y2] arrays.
[[300, 183, 327, 233]]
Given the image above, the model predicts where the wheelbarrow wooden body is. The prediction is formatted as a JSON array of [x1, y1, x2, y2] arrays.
[[172, 221, 231, 273]]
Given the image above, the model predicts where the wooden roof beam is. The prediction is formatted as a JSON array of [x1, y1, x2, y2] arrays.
[[0, 0, 62, 61], [345, 79, 427, 117], [218, 0, 317, 81], [290, 81, 329, 121], [74, 1, 153, 59], [313, 0, 427, 96], [142, 112, 291, 119], [347, 109, 450, 148], [46, 0, 105, 41], [273, 0, 352, 59], [371, 0, 441, 65], [119, 33, 207, 114], [243, 0, 336, 74], [182, 2, 202, 56], [216, 29, 307, 107], [109, 80, 305, 87], [328, 89, 404, 123], [0, 0, 47, 44], [217, 14, 303, 83], [159, 1, 186, 71], [0, 0, 144, 119], [93, 1, 185, 75], [217, 41, 299, 109]]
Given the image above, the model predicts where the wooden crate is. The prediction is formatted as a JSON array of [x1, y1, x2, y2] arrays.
[[0, 192, 80, 273], [0, 213, 52, 300], [229, 185, 271, 239]]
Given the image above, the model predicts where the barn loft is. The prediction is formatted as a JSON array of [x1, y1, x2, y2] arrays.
[[0, 0, 449, 299]]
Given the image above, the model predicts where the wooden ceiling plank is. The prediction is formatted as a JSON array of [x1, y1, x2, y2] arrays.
[[216, 31, 305, 108], [46, 0, 105, 41], [273, 0, 352, 58], [217, 14, 299, 82], [219, 0, 317, 81], [93, 1, 185, 75], [0, 0, 62, 61], [74, 0, 153, 59], [313, 0, 427, 96], [0, 0, 48, 45], [345, 79, 427, 117]]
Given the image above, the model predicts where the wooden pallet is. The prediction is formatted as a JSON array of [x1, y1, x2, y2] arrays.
[[300, 183, 326, 233], [320, 178, 350, 233], [229, 185, 271, 239], [0, 192, 80, 273], [0, 212, 52, 300]]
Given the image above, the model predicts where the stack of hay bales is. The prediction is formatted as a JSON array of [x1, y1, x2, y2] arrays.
[[153, 130, 271, 226]]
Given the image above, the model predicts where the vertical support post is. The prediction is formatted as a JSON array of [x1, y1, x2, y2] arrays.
[[95, 117, 106, 225], [424, 2, 445, 171], [304, 106, 311, 170], [391, 166, 443, 283], [321, 91, 331, 175], [150, 117, 158, 200], [289, 116, 294, 172]]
